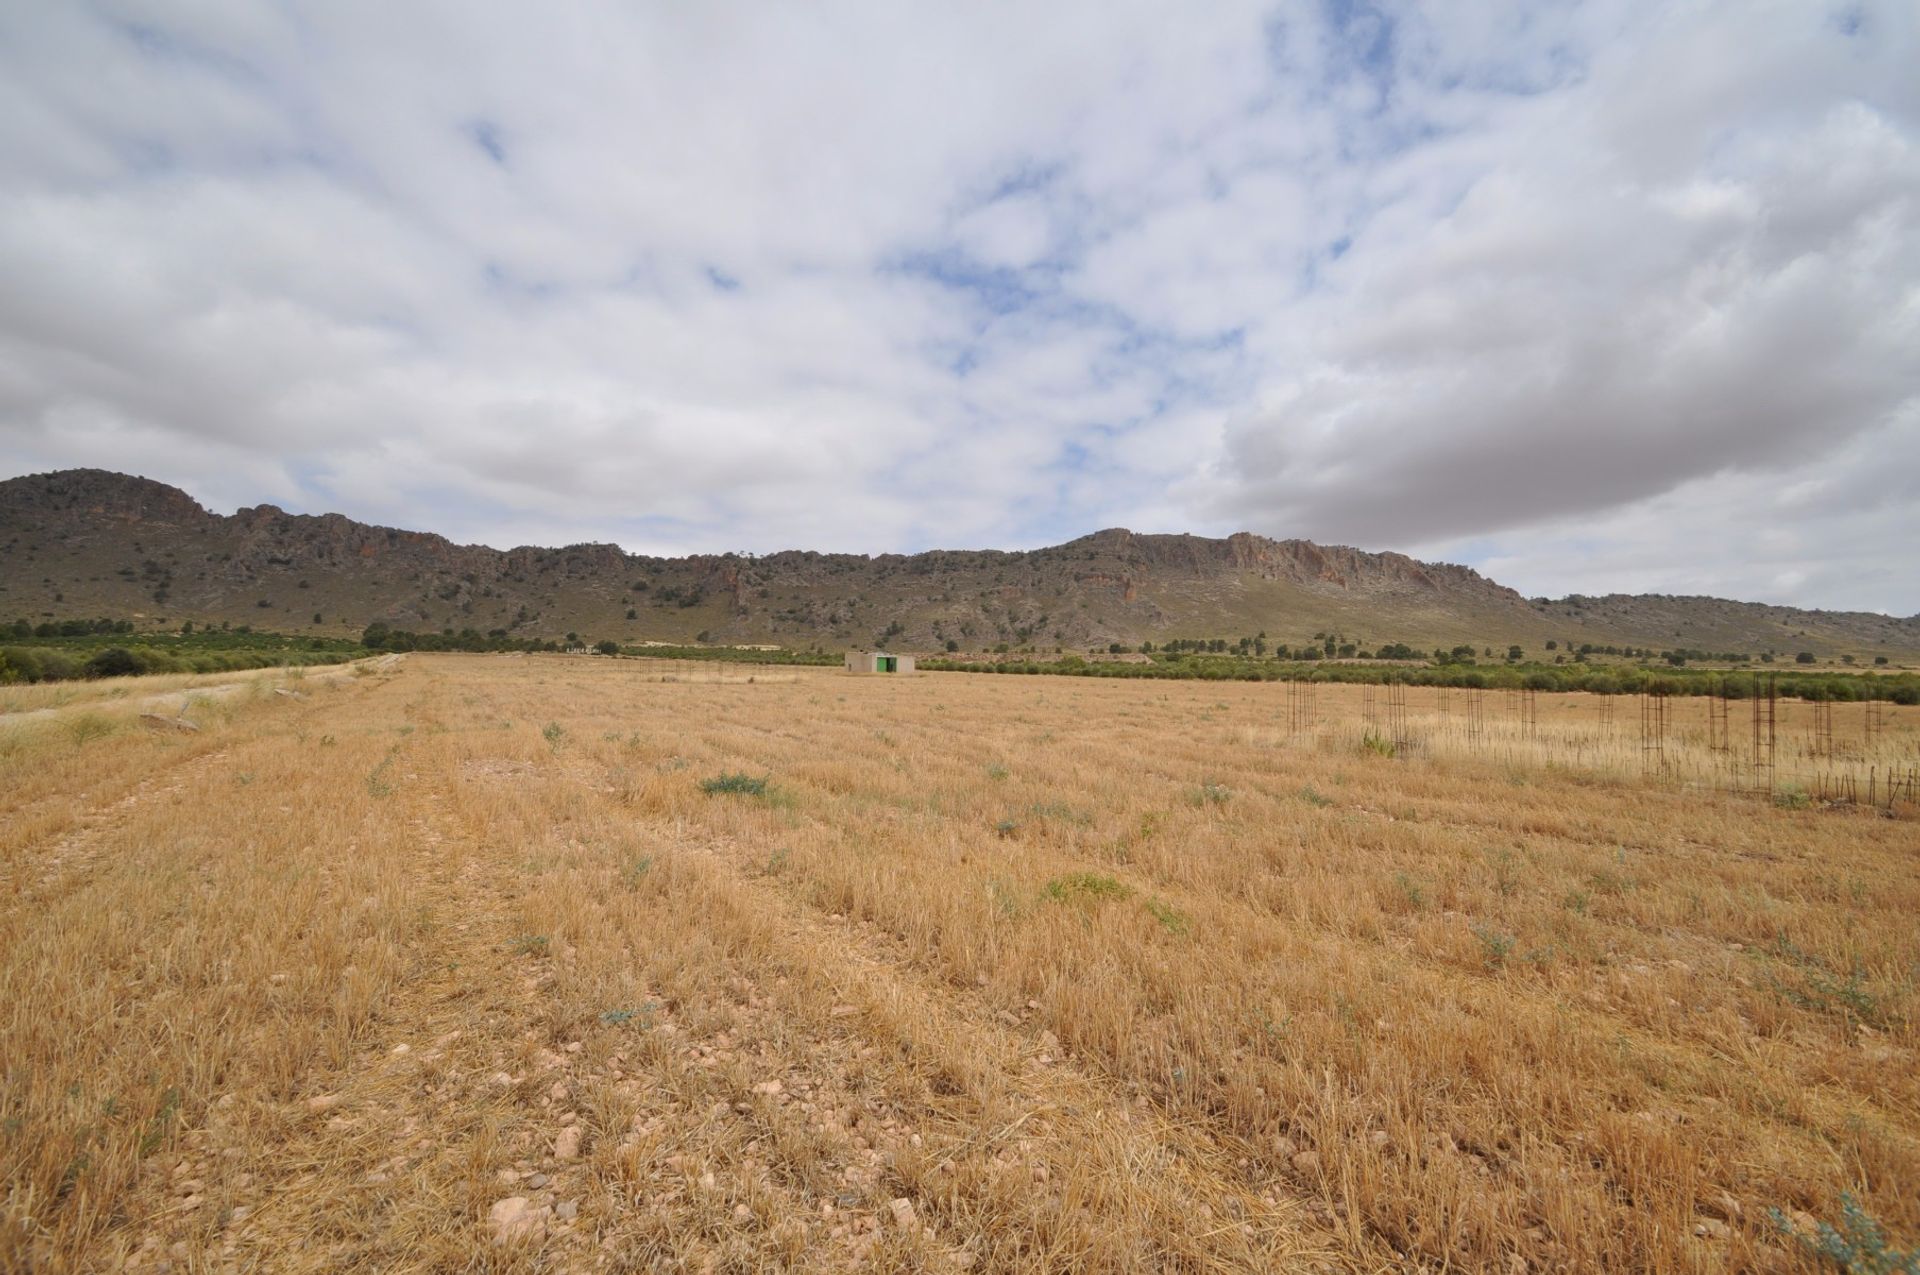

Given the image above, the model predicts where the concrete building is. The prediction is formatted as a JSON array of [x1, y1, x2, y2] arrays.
[[845, 651, 915, 674]]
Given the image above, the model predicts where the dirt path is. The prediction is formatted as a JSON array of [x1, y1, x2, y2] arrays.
[[0, 654, 402, 725]]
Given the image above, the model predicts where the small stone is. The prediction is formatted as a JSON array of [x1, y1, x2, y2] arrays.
[[268, 973, 290, 985], [565, 1041, 583, 1053], [752, 1079, 783, 1096], [1706, 1191, 1743, 1221], [554, 1127, 581, 1160], [1367, 1130, 1390, 1151], [889, 1198, 918, 1231], [1693, 1219, 1731, 1241], [489, 1196, 548, 1242], [698, 1172, 717, 1191], [549, 1080, 569, 1100], [306, 1094, 341, 1113], [1272, 1135, 1297, 1159], [526, 1172, 550, 1188], [733, 1204, 752, 1221], [389, 1043, 410, 1055], [228, 1206, 251, 1224], [1291, 1151, 1322, 1173], [555, 1200, 578, 1221]]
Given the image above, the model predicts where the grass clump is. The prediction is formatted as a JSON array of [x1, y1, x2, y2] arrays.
[[1144, 898, 1192, 936], [1774, 784, 1813, 809], [1043, 872, 1133, 904], [1190, 782, 1232, 806], [700, 772, 769, 796]]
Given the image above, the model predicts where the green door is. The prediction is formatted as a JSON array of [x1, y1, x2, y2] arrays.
[[879, 656, 896, 673]]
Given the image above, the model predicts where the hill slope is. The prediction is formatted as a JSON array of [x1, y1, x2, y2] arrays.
[[3, 469, 1916, 660]]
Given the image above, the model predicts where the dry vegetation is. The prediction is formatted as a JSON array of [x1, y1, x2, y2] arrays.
[[2, 654, 1916, 1273]]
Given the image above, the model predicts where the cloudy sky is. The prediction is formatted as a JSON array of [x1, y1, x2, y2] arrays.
[[2, 2, 1916, 613]]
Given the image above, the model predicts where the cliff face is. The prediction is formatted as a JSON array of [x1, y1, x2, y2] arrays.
[[3, 469, 1916, 659]]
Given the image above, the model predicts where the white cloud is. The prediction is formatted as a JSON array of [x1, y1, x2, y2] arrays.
[[0, 0, 1915, 610]]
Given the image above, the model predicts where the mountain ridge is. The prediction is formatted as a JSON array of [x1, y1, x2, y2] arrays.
[[4, 468, 1916, 659]]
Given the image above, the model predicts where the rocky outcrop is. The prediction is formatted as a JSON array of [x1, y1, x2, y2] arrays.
[[3, 469, 1915, 659]]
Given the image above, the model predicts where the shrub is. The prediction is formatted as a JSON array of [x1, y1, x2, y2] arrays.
[[83, 647, 141, 679], [1471, 925, 1516, 969], [1771, 1192, 1919, 1273]]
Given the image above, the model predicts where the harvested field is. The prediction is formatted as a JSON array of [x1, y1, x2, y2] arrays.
[[2, 653, 1916, 1273]]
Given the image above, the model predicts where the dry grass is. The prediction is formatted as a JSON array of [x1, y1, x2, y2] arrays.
[[2, 654, 1915, 1273]]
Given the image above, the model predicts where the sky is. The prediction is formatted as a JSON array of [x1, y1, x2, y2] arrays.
[[1, 2, 1917, 615]]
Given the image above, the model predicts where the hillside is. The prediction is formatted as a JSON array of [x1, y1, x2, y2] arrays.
[[3, 469, 1917, 660]]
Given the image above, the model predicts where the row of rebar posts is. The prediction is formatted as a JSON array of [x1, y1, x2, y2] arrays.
[[1286, 677, 1317, 734], [1751, 675, 1777, 793], [1275, 673, 1906, 808], [1386, 678, 1408, 748]]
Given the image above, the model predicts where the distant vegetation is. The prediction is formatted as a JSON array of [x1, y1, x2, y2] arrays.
[[1, 617, 358, 684], [921, 652, 1919, 703], [8, 616, 1913, 705]]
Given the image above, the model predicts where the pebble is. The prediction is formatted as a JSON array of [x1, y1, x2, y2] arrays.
[[556, 1200, 578, 1221], [306, 1094, 341, 1113], [889, 1198, 918, 1232], [1291, 1151, 1322, 1173], [554, 1126, 582, 1160]]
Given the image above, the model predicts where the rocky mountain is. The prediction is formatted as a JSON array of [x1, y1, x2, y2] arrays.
[[3, 468, 1916, 661]]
